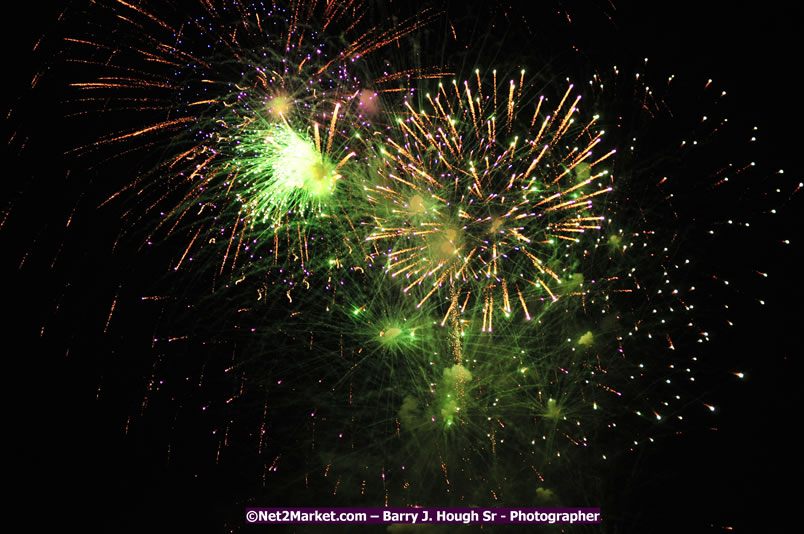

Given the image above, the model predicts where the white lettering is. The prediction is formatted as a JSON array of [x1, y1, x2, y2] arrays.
[[382, 511, 420, 523], [436, 510, 480, 524]]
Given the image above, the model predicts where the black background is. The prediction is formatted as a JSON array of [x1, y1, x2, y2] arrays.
[[5, 1, 799, 532]]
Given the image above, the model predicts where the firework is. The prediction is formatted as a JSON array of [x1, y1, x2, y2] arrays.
[[360, 72, 615, 330], [14, 1, 795, 532], [179, 67, 701, 513], [64, 0, 438, 282]]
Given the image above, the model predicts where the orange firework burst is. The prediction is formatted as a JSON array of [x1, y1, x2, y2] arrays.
[[63, 0, 441, 280], [361, 70, 615, 330]]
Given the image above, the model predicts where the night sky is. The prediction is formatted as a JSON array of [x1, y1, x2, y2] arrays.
[[5, 1, 800, 532]]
